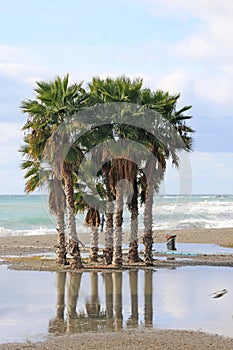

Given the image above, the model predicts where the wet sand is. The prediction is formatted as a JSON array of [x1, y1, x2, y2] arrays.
[[1, 228, 233, 349], [0, 227, 233, 256], [1, 329, 233, 350]]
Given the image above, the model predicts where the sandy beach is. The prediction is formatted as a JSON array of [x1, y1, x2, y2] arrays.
[[1, 329, 233, 350], [1, 227, 233, 256], [1, 228, 233, 349], [1, 228, 233, 270]]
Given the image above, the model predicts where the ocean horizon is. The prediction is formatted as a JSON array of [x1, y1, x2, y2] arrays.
[[0, 194, 233, 237]]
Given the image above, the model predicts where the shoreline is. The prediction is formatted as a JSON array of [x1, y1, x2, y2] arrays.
[[0, 227, 233, 256], [1, 329, 233, 350], [1, 227, 233, 349], [1, 227, 233, 271]]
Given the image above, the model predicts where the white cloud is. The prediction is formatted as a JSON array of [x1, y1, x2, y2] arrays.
[[195, 76, 233, 104], [146, 0, 233, 20], [158, 69, 191, 95], [143, 0, 233, 108], [0, 122, 23, 143], [0, 45, 52, 87], [0, 169, 25, 194], [0, 122, 23, 166], [0, 45, 34, 63], [0, 122, 25, 193], [0, 63, 44, 81], [164, 152, 233, 194]]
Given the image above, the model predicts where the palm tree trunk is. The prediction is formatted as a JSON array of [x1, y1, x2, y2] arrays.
[[143, 184, 154, 265], [63, 162, 83, 269], [128, 179, 140, 263], [89, 227, 99, 262], [55, 210, 68, 265], [103, 167, 114, 265], [49, 177, 67, 265], [112, 185, 124, 267], [104, 209, 114, 265], [143, 161, 155, 266]]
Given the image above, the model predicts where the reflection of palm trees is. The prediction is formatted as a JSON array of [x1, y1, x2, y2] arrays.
[[49, 270, 155, 335], [49, 272, 67, 334], [103, 272, 114, 330], [66, 272, 83, 333], [85, 272, 102, 331], [144, 271, 153, 327], [127, 270, 139, 328], [113, 272, 123, 331]]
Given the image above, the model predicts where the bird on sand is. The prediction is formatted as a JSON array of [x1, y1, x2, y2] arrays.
[[210, 289, 228, 298]]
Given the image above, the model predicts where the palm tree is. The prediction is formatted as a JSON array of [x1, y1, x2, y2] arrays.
[[21, 74, 88, 269], [102, 162, 114, 265], [74, 123, 115, 263], [112, 163, 124, 267], [142, 154, 165, 265], [128, 170, 141, 263], [49, 177, 68, 265], [88, 77, 143, 266], [19, 128, 68, 265], [140, 90, 194, 264]]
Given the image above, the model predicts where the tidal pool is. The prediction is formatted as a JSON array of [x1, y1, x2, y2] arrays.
[[0, 265, 233, 344]]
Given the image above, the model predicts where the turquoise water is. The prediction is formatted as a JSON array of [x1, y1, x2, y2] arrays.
[[0, 194, 233, 236]]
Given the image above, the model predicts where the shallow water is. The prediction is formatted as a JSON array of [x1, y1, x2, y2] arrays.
[[141, 242, 233, 255], [0, 265, 233, 343]]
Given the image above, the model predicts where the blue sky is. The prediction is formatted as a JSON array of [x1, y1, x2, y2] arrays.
[[0, 0, 233, 194]]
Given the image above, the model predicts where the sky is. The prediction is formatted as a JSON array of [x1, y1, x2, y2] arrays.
[[0, 0, 233, 195]]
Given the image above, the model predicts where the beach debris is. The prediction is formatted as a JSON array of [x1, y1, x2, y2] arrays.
[[210, 288, 228, 298], [165, 234, 177, 251]]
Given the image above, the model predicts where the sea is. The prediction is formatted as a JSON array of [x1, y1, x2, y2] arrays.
[[0, 194, 233, 237]]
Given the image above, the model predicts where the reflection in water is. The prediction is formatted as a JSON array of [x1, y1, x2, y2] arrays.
[[48, 267, 233, 338], [67, 272, 82, 333], [144, 271, 153, 327], [49, 270, 153, 334], [1, 266, 233, 343], [49, 272, 66, 334], [113, 272, 123, 331], [127, 270, 139, 328], [104, 272, 114, 330]]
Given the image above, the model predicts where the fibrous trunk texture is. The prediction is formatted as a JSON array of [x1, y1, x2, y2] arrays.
[[55, 211, 68, 265], [112, 185, 124, 267], [128, 180, 141, 263], [143, 161, 155, 266], [89, 227, 99, 262], [143, 186, 154, 265], [103, 167, 114, 265], [63, 162, 83, 269]]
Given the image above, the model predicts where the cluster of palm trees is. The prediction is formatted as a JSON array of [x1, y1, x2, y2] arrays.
[[20, 75, 194, 269]]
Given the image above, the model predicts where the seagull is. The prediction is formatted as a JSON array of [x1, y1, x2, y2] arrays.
[[210, 289, 228, 299]]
